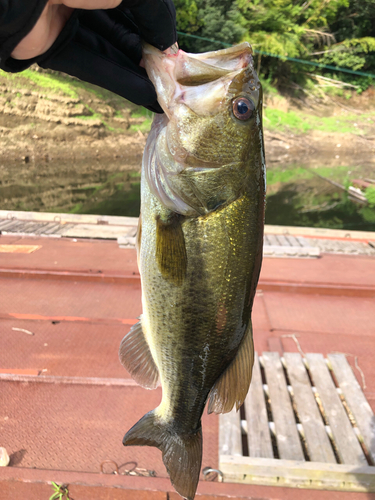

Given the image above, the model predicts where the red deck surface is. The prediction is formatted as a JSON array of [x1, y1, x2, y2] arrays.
[[0, 317, 132, 377], [1, 234, 375, 499], [0, 382, 217, 476]]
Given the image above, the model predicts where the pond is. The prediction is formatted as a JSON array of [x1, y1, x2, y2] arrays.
[[265, 159, 375, 231], [1, 156, 375, 231]]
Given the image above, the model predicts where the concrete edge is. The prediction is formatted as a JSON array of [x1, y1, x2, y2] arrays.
[[1, 211, 374, 241]]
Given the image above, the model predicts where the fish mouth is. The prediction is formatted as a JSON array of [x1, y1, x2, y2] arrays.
[[142, 42, 253, 118]]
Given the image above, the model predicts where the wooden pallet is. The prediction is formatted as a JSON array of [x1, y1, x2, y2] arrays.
[[219, 352, 375, 491]]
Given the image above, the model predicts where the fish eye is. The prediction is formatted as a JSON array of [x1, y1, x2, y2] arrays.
[[232, 97, 254, 121]]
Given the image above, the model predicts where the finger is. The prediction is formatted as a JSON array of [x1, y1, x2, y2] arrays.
[[39, 22, 160, 110], [78, 9, 142, 64], [12, 4, 73, 60], [118, 0, 177, 51], [50, 0, 122, 9]]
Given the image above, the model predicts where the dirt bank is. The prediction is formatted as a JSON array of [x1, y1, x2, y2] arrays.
[[0, 67, 374, 167], [0, 67, 374, 215]]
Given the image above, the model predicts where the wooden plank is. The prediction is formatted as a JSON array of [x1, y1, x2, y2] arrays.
[[276, 234, 290, 246], [267, 234, 280, 246], [262, 352, 304, 461], [219, 408, 242, 457], [244, 353, 273, 458], [220, 455, 375, 491], [328, 353, 375, 464], [284, 353, 336, 463], [0, 210, 138, 227], [305, 353, 367, 466]]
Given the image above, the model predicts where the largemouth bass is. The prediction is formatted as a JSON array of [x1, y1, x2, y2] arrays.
[[119, 41, 266, 500]]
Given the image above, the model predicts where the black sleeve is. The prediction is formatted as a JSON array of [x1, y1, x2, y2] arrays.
[[0, 0, 48, 72], [0, 0, 176, 73], [0, 0, 176, 110]]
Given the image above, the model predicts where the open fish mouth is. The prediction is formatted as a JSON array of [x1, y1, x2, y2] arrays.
[[142, 42, 257, 119], [141, 41, 264, 217]]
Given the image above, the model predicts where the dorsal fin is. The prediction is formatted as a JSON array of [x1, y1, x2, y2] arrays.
[[119, 317, 159, 390]]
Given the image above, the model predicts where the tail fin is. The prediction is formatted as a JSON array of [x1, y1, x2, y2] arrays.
[[123, 410, 202, 500]]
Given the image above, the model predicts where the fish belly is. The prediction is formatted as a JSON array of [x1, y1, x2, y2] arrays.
[[140, 177, 262, 431]]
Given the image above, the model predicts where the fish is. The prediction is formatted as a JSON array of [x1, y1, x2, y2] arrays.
[[119, 41, 266, 500]]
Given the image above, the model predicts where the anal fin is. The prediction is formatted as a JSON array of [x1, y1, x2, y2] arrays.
[[119, 316, 159, 389], [208, 321, 254, 414]]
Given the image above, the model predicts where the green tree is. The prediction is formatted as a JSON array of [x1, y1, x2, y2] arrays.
[[314, 0, 375, 77], [174, 0, 375, 88], [175, 0, 246, 52]]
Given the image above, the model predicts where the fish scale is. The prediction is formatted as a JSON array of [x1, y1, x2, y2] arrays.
[[119, 41, 265, 500]]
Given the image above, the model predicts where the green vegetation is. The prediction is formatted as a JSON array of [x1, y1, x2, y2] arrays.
[[175, 0, 375, 91], [267, 166, 311, 185], [365, 186, 375, 207], [266, 164, 375, 230], [129, 108, 153, 133], [17, 69, 78, 98], [130, 117, 152, 133], [264, 108, 373, 134], [266, 164, 351, 186], [49, 482, 71, 500]]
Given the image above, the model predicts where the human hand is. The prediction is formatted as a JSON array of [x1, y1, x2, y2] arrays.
[[11, 1, 122, 60], [12, 0, 177, 112]]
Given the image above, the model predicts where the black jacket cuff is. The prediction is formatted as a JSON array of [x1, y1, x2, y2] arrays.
[[0, 8, 80, 73], [0, 0, 49, 71]]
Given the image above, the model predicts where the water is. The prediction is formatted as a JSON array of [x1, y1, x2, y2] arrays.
[[265, 162, 375, 231], [1, 157, 375, 231]]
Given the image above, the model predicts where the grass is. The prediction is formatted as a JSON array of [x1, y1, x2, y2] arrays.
[[266, 164, 353, 187], [365, 186, 375, 207], [69, 203, 83, 214], [129, 107, 153, 133], [19, 70, 79, 98], [0, 67, 123, 103], [2, 66, 374, 140], [263, 107, 373, 135], [131, 107, 154, 119], [130, 117, 152, 133], [267, 166, 311, 185]]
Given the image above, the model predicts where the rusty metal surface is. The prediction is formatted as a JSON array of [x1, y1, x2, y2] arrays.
[[0, 235, 138, 275], [0, 380, 218, 476], [2, 466, 375, 500], [0, 293, 268, 379], [0, 318, 132, 378], [262, 291, 375, 337], [0, 277, 141, 319], [2, 234, 375, 499], [1, 235, 375, 287], [260, 253, 375, 288], [0, 268, 140, 285]]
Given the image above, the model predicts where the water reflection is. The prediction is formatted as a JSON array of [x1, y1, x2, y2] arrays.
[[265, 161, 375, 231], [1, 158, 374, 231], [266, 185, 375, 231]]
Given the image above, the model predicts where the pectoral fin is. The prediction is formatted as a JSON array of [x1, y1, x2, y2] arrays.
[[208, 321, 254, 414], [156, 213, 187, 286], [119, 317, 159, 390]]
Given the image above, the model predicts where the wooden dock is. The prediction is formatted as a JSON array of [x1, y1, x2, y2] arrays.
[[220, 352, 375, 491]]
